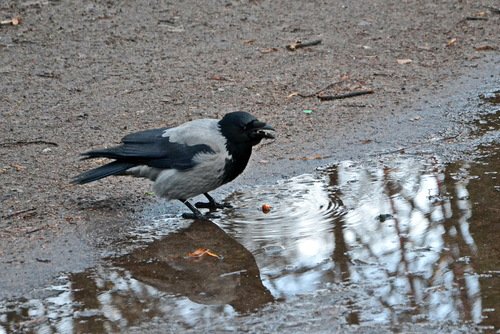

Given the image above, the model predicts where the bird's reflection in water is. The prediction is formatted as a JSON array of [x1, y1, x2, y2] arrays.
[[114, 220, 273, 313], [25, 220, 273, 333]]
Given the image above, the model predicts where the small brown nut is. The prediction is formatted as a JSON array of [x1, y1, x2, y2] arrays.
[[262, 204, 272, 214]]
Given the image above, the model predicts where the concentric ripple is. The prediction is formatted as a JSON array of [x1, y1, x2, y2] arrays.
[[219, 173, 344, 244], [216, 173, 345, 298]]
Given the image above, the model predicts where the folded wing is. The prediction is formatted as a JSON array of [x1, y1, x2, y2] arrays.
[[72, 126, 216, 184]]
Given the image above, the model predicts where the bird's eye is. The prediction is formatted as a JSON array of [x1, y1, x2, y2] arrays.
[[243, 120, 256, 130]]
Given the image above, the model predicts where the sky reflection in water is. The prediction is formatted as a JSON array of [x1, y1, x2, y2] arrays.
[[222, 157, 482, 325]]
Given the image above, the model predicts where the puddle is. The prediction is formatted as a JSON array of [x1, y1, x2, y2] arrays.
[[1, 148, 498, 333], [1, 107, 499, 332]]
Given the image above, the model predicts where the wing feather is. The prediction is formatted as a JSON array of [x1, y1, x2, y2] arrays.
[[81, 123, 217, 170]]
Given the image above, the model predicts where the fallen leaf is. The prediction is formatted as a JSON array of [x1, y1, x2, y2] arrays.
[[260, 47, 279, 54], [209, 75, 231, 81], [396, 59, 412, 65], [187, 248, 222, 259], [204, 249, 222, 259], [242, 39, 256, 45], [292, 154, 325, 161], [0, 17, 22, 25], [286, 39, 322, 51], [188, 248, 207, 257], [286, 41, 302, 51], [447, 38, 457, 47], [287, 92, 299, 98], [310, 154, 323, 160], [11, 164, 25, 171]]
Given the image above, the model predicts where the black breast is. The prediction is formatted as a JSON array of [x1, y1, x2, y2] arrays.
[[221, 143, 252, 184]]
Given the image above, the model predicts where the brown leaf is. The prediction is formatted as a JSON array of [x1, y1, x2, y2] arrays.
[[11, 164, 25, 171], [396, 58, 412, 65], [260, 47, 279, 54], [0, 16, 21, 25], [187, 248, 222, 259], [286, 41, 302, 51], [11, 17, 21, 25], [447, 38, 457, 47], [209, 75, 230, 81]]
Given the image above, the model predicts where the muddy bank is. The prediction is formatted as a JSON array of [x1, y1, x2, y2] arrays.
[[1, 0, 499, 302]]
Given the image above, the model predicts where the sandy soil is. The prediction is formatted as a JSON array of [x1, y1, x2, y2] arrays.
[[0, 0, 499, 298]]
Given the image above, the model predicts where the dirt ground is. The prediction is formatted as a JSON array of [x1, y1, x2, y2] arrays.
[[1, 0, 499, 299]]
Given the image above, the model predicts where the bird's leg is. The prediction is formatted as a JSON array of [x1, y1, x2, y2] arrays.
[[180, 199, 218, 220], [194, 193, 232, 210]]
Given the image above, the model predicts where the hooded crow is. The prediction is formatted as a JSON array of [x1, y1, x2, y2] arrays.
[[72, 111, 275, 219]]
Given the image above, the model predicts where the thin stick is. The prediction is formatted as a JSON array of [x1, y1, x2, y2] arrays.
[[286, 39, 322, 51], [318, 89, 374, 101], [297, 81, 345, 98], [485, 5, 500, 14], [0, 140, 58, 148], [3, 207, 36, 219]]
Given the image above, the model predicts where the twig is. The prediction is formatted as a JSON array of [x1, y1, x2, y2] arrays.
[[295, 81, 345, 98], [465, 16, 488, 21], [485, 5, 500, 14], [3, 207, 37, 219], [36, 258, 51, 263], [318, 89, 374, 101], [371, 131, 466, 156], [26, 227, 43, 234], [0, 140, 58, 148], [286, 39, 322, 51]]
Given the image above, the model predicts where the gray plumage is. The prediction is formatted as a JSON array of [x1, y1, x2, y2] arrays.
[[72, 111, 275, 219]]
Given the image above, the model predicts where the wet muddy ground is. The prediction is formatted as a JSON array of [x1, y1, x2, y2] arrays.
[[1, 0, 499, 333]]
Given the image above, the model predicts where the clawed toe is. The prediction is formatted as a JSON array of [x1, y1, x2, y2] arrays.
[[181, 212, 219, 220], [194, 201, 231, 210], [180, 196, 227, 220]]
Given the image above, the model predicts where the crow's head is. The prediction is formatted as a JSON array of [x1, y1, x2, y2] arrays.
[[219, 111, 275, 147]]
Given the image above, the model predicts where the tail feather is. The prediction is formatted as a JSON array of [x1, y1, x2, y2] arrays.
[[71, 161, 136, 184]]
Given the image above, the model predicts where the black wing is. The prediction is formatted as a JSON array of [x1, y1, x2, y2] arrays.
[[81, 127, 215, 170]]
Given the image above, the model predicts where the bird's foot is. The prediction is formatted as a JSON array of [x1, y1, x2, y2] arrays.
[[181, 212, 220, 220], [194, 201, 232, 210]]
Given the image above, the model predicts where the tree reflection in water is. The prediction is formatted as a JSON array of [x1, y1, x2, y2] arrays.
[[332, 158, 480, 324], [224, 157, 482, 325]]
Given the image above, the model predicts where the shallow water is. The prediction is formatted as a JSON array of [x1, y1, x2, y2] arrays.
[[1, 143, 498, 333]]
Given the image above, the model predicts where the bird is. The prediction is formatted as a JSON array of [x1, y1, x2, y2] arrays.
[[72, 111, 275, 219]]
